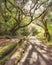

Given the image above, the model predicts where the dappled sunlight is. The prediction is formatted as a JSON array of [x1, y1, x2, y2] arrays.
[[29, 52, 37, 64], [29, 36, 43, 45], [17, 37, 52, 65], [17, 44, 32, 65], [0, 0, 52, 65]]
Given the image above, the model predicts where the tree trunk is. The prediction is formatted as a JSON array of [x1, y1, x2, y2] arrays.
[[44, 28, 50, 41]]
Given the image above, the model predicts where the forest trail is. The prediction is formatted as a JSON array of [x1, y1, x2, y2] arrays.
[[4, 36, 52, 65], [17, 36, 52, 65], [0, 38, 19, 47]]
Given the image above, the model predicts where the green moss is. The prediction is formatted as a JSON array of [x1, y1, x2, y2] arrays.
[[0, 42, 17, 59], [0, 46, 17, 64], [37, 22, 52, 45], [0, 42, 20, 64]]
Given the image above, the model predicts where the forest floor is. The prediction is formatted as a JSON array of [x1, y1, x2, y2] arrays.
[[0, 36, 52, 65]]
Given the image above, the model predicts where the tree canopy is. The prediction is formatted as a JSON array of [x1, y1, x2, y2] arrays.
[[0, 0, 52, 36]]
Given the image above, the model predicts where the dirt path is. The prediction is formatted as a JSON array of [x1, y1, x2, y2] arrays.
[[3, 36, 52, 65], [0, 38, 19, 47], [17, 36, 52, 65]]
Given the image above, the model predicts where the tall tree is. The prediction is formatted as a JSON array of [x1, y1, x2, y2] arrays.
[[0, 0, 52, 35]]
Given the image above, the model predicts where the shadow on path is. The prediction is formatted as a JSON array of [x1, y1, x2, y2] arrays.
[[18, 41, 52, 65]]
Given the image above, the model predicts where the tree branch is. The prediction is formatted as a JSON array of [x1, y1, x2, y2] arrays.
[[8, 0, 30, 16]]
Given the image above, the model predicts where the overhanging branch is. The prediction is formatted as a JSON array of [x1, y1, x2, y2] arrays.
[[8, 0, 30, 16]]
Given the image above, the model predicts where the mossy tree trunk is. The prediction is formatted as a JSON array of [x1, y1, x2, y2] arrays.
[[44, 21, 50, 41], [44, 28, 50, 41]]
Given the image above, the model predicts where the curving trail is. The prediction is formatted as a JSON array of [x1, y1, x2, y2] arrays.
[[17, 36, 52, 65]]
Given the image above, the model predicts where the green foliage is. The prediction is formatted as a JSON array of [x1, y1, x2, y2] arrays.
[[31, 27, 39, 36], [37, 22, 52, 45], [46, 12, 52, 22], [21, 27, 30, 36], [0, 0, 52, 37], [16, 27, 30, 37], [0, 0, 31, 36]]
